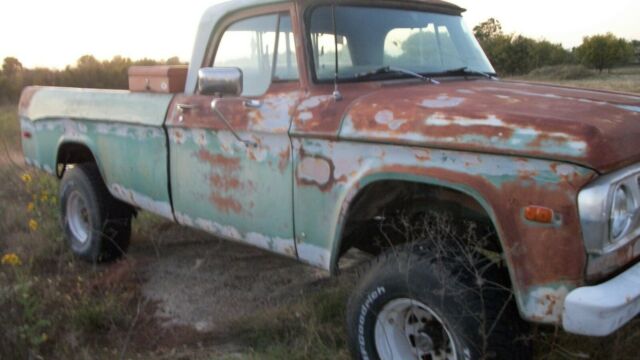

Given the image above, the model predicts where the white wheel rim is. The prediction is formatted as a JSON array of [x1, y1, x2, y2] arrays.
[[67, 191, 91, 244], [374, 298, 457, 360]]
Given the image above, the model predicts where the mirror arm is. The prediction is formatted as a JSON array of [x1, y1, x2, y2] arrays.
[[211, 99, 258, 148]]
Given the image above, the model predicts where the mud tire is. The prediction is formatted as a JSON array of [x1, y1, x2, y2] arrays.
[[346, 243, 531, 359]]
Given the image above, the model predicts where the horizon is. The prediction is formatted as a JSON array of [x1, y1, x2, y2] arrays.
[[1, 0, 639, 69]]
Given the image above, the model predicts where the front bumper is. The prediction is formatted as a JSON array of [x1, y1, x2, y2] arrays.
[[562, 261, 640, 336]]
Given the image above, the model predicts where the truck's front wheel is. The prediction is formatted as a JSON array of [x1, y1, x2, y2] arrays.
[[346, 243, 531, 359], [60, 163, 132, 262]]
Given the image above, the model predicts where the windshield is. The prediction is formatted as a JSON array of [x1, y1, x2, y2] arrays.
[[308, 6, 495, 81]]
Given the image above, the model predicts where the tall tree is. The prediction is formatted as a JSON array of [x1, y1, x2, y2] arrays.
[[2, 57, 23, 77], [473, 18, 503, 42], [576, 34, 634, 73]]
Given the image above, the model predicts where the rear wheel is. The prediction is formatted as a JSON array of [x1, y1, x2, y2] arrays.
[[60, 163, 132, 262]]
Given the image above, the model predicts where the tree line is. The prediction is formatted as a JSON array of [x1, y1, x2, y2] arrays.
[[0, 55, 183, 104], [473, 18, 638, 76], [2, 19, 639, 103]]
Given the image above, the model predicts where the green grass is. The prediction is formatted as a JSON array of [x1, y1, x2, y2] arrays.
[[0, 105, 19, 149]]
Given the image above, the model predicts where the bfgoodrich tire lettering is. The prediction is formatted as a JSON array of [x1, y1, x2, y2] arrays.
[[60, 163, 132, 263]]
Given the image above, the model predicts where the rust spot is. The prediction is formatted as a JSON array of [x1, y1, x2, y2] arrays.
[[174, 130, 184, 142], [544, 294, 558, 316], [209, 193, 243, 214], [197, 149, 241, 171], [414, 150, 432, 162], [278, 147, 291, 172], [296, 153, 336, 192], [210, 174, 241, 192]]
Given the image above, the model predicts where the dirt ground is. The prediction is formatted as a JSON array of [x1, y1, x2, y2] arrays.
[[133, 226, 330, 333]]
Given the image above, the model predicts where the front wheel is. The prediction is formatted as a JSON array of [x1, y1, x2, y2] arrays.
[[60, 163, 132, 263], [346, 244, 531, 359]]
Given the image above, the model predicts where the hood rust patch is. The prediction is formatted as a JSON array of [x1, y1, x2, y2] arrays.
[[339, 80, 640, 172]]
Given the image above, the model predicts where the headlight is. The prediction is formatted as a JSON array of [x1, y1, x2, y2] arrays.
[[610, 185, 635, 241], [578, 164, 640, 254]]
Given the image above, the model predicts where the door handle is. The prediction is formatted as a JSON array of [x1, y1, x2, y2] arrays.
[[176, 103, 198, 112], [244, 99, 262, 109]]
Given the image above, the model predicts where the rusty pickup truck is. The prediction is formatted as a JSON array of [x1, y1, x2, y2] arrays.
[[18, 0, 640, 358]]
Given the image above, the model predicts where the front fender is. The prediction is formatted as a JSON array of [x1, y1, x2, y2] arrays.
[[292, 138, 596, 325]]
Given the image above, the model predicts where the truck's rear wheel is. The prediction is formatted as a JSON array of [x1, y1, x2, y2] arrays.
[[346, 243, 531, 360], [60, 163, 132, 262]]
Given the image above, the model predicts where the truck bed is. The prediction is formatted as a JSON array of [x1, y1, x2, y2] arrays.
[[19, 86, 175, 219]]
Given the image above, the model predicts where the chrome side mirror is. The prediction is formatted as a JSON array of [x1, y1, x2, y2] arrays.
[[198, 67, 243, 96]]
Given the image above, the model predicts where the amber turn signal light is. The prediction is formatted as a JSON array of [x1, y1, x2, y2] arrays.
[[524, 206, 554, 224]]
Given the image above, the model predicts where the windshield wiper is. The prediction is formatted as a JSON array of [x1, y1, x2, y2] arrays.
[[437, 67, 497, 80], [352, 66, 439, 84]]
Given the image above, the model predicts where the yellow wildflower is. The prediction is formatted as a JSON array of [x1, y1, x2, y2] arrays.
[[29, 219, 38, 232], [40, 192, 49, 202], [1, 253, 22, 266], [27, 202, 35, 212], [21, 173, 32, 184]]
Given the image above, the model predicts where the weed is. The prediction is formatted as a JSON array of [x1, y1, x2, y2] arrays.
[[230, 283, 351, 360], [71, 293, 128, 333]]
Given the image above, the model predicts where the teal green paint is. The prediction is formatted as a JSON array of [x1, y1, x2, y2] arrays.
[[460, 134, 586, 158], [169, 128, 295, 242], [23, 118, 171, 213], [26, 87, 173, 126]]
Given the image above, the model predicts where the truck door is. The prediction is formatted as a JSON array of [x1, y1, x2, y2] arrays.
[[165, 9, 302, 258]]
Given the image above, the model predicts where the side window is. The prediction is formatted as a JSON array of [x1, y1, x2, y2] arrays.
[[213, 13, 297, 97], [274, 15, 299, 81], [214, 14, 278, 97]]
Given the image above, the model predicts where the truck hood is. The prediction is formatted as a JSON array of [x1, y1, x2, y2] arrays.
[[339, 80, 640, 173]]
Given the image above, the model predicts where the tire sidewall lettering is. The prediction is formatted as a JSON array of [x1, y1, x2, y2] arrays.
[[357, 286, 386, 359]]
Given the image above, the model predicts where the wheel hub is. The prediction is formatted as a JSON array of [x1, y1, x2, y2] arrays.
[[67, 191, 91, 244], [375, 298, 457, 360]]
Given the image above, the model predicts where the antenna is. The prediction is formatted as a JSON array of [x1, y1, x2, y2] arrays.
[[331, 3, 342, 101]]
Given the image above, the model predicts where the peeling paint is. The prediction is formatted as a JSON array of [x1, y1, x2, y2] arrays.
[[298, 156, 332, 186], [109, 184, 173, 220], [195, 218, 242, 240], [421, 95, 465, 108], [297, 243, 332, 269], [374, 110, 406, 130], [297, 95, 333, 111], [298, 111, 313, 122], [523, 285, 571, 323]]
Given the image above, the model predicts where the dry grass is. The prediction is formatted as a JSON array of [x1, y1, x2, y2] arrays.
[[513, 65, 640, 94]]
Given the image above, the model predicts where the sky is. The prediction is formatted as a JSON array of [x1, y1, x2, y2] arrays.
[[1, 0, 638, 69]]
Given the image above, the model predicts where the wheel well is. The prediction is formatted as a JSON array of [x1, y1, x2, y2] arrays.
[[337, 180, 502, 260], [56, 142, 97, 178]]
